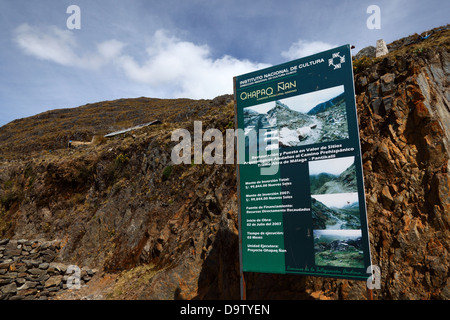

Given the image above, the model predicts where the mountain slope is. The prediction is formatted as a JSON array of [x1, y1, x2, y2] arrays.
[[307, 92, 346, 115], [0, 96, 230, 160], [0, 25, 449, 300], [244, 95, 348, 148]]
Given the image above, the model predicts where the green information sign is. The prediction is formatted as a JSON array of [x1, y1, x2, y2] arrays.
[[234, 45, 372, 280]]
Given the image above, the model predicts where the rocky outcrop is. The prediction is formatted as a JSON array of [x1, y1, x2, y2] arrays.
[[354, 46, 376, 60], [352, 32, 450, 299], [0, 103, 241, 300]]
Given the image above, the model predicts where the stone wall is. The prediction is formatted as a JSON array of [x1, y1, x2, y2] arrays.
[[0, 239, 96, 300]]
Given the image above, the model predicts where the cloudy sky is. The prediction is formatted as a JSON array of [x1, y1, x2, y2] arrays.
[[0, 0, 448, 127]]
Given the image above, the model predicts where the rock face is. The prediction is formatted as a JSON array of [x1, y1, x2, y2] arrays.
[[0, 27, 448, 300], [353, 27, 450, 299]]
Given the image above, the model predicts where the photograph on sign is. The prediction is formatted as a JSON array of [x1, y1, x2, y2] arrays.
[[313, 229, 364, 268], [243, 85, 349, 150], [311, 192, 361, 230], [309, 156, 357, 195]]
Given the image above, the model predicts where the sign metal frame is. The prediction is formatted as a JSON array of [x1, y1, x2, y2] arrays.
[[233, 45, 372, 298]]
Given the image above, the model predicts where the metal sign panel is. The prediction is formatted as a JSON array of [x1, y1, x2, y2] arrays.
[[234, 45, 372, 280]]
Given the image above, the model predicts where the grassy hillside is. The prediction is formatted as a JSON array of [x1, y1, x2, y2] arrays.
[[0, 95, 231, 160]]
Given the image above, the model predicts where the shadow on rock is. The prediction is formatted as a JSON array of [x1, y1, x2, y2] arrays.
[[195, 220, 240, 300], [194, 217, 312, 300], [245, 272, 311, 300]]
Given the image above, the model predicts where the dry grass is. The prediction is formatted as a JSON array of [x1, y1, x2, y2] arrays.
[[0, 95, 232, 160], [353, 25, 450, 73], [105, 263, 166, 300]]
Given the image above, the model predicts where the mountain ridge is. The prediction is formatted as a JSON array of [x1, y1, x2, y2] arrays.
[[308, 92, 346, 115]]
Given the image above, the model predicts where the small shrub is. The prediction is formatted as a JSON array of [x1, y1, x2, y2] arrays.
[[70, 193, 85, 205], [162, 165, 172, 181], [24, 165, 33, 179], [115, 153, 129, 166], [3, 181, 13, 189], [225, 120, 234, 129], [104, 153, 131, 184], [0, 189, 22, 211], [413, 46, 425, 56], [353, 56, 375, 73]]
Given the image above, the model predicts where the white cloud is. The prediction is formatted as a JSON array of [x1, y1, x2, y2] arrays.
[[116, 30, 270, 98], [97, 39, 127, 61], [281, 40, 336, 60], [13, 25, 269, 99], [14, 24, 126, 70], [14, 24, 79, 66]]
